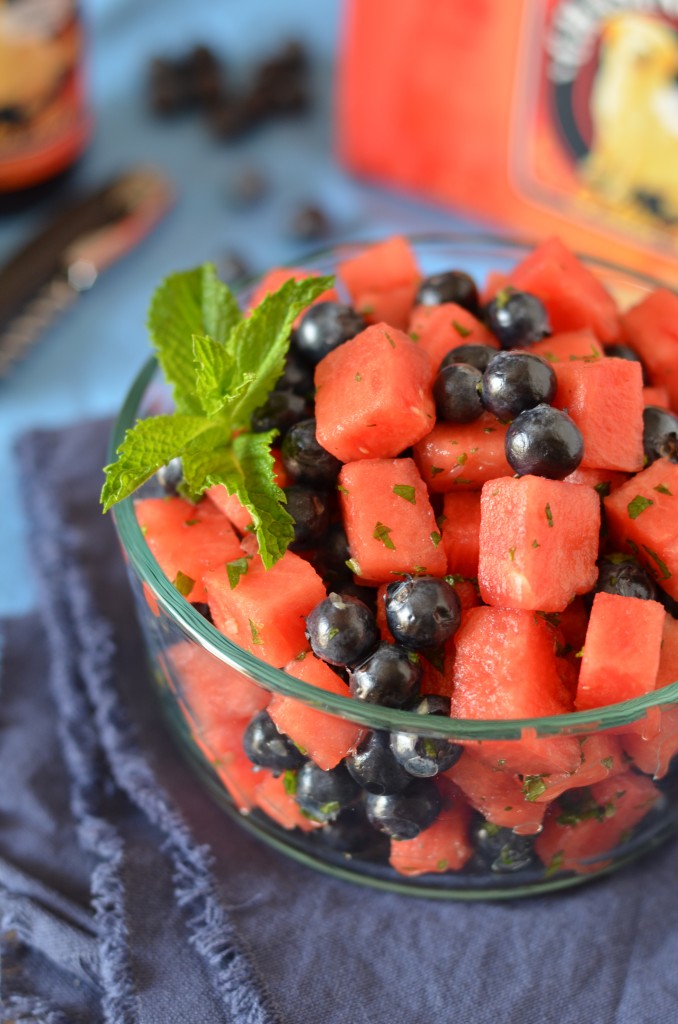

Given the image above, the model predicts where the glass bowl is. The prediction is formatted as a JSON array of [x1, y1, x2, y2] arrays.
[[111, 233, 678, 899]]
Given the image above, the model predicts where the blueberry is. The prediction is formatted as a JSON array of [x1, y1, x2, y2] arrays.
[[604, 343, 650, 386], [596, 556, 659, 602], [384, 576, 461, 650], [276, 347, 315, 398], [440, 343, 495, 373], [415, 270, 480, 314], [243, 711, 306, 771], [284, 486, 332, 550], [485, 287, 551, 350], [309, 522, 352, 587], [481, 351, 557, 421], [312, 808, 382, 855], [433, 363, 484, 423], [295, 762, 361, 823], [642, 406, 678, 466], [294, 301, 366, 365], [471, 819, 535, 873], [156, 456, 183, 495], [349, 642, 422, 708], [305, 593, 379, 667], [505, 404, 584, 479], [250, 388, 308, 435], [282, 418, 342, 484], [389, 695, 462, 778], [345, 730, 412, 794], [365, 777, 442, 839], [192, 602, 214, 623]]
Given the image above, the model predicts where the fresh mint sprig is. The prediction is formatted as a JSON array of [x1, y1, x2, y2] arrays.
[[101, 263, 334, 568]]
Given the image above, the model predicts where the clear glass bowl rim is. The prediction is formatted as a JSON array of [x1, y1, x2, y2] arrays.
[[110, 230, 678, 741]]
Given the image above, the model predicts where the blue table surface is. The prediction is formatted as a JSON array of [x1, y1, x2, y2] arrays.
[[0, 0, 489, 617]]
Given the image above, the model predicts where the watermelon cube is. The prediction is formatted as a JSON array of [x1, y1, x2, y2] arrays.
[[448, 752, 547, 832], [553, 357, 644, 472], [408, 302, 497, 367], [621, 289, 678, 413], [478, 475, 600, 612], [314, 323, 435, 463], [508, 236, 620, 343], [449, 606, 581, 775], [604, 458, 678, 601], [135, 496, 243, 605], [575, 593, 665, 711], [338, 458, 447, 583], [413, 411, 511, 493], [622, 615, 678, 777], [268, 654, 363, 770], [530, 328, 603, 364], [247, 266, 338, 318], [441, 491, 481, 578], [388, 777, 473, 876], [254, 772, 319, 832], [535, 771, 661, 875], [204, 549, 326, 667], [338, 235, 420, 329]]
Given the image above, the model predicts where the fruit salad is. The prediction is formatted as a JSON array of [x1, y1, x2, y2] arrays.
[[107, 234, 678, 894]]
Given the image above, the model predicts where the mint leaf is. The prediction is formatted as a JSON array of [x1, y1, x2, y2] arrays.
[[226, 275, 333, 428], [193, 333, 244, 416], [628, 494, 653, 519], [101, 414, 213, 512], [147, 264, 241, 413]]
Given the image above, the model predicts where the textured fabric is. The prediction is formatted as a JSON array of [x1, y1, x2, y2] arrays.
[[4, 417, 678, 1024]]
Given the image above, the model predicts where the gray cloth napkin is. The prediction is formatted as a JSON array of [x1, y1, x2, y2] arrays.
[[3, 417, 678, 1024]]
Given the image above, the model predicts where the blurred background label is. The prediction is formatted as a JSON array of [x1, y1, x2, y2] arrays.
[[0, 0, 89, 194], [338, 0, 678, 285]]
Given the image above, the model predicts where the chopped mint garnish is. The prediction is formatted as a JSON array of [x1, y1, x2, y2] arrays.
[[594, 481, 611, 498], [282, 770, 297, 796], [545, 503, 554, 528], [393, 484, 416, 504], [345, 557, 361, 575], [654, 483, 672, 495], [430, 466, 445, 477], [456, 452, 468, 466], [641, 544, 672, 580], [430, 530, 442, 547], [522, 775, 547, 801], [627, 495, 654, 519], [101, 265, 333, 570], [384, 331, 397, 349], [374, 521, 396, 550], [249, 619, 264, 646], [452, 320, 471, 338], [226, 555, 251, 590], [172, 570, 195, 597]]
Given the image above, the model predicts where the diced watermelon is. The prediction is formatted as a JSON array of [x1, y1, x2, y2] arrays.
[[553, 358, 644, 472], [247, 266, 338, 319], [563, 466, 629, 494], [534, 771, 661, 875], [136, 496, 243, 605], [604, 458, 678, 601], [449, 606, 581, 775], [338, 458, 447, 582], [622, 615, 678, 778], [621, 289, 678, 413], [268, 654, 363, 770], [388, 776, 473, 875], [478, 476, 600, 612], [441, 491, 481, 578], [508, 236, 620, 343], [212, 744, 267, 814], [643, 387, 671, 410], [314, 323, 435, 462], [530, 328, 603, 363], [529, 733, 625, 804], [413, 411, 511, 493], [408, 302, 497, 367], [166, 640, 269, 734], [254, 772, 319, 832], [204, 550, 326, 667], [575, 593, 665, 711], [338, 235, 420, 329], [448, 752, 547, 832]]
